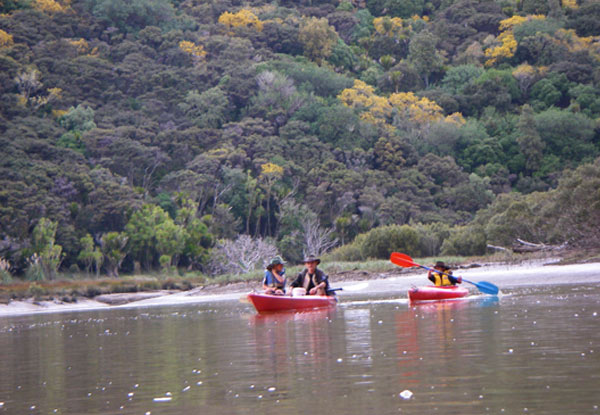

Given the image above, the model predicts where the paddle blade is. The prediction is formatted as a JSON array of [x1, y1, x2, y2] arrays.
[[463, 279, 499, 295], [390, 253, 417, 268], [474, 281, 499, 295]]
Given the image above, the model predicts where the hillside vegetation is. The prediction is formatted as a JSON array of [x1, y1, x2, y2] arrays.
[[0, 0, 599, 281]]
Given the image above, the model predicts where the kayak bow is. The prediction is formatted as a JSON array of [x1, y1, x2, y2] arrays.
[[408, 285, 469, 302], [247, 292, 337, 312]]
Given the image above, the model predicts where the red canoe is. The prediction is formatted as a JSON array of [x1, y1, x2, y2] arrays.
[[408, 285, 469, 302], [247, 292, 337, 312]]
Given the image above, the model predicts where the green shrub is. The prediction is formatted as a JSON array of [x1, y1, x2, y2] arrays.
[[361, 224, 421, 259], [328, 224, 421, 260], [441, 225, 487, 256]]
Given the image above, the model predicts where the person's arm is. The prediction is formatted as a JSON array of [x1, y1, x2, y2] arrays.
[[272, 269, 285, 284], [289, 273, 302, 288], [262, 271, 271, 290], [309, 273, 329, 294], [428, 270, 435, 283], [449, 274, 462, 284]]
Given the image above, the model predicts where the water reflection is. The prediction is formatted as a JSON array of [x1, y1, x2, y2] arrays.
[[0, 286, 598, 415]]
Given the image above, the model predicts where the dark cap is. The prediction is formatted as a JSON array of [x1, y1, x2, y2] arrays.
[[303, 255, 321, 265], [269, 256, 285, 267]]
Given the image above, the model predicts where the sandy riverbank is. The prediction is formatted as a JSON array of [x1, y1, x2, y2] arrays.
[[1, 257, 599, 317]]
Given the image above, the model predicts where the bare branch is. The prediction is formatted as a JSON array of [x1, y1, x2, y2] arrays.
[[302, 217, 338, 257], [208, 235, 277, 276]]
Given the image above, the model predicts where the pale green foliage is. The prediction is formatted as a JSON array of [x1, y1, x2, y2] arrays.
[[100, 232, 129, 277], [441, 64, 484, 94], [0, 258, 12, 283], [155, 216, 186, 268], [60, 105, 96, 132], [179, 87, 229, 128], [441, 224, 487, 255], [78, 234, 104, 277], [408, 30, 444, 87], [30, 218, 63, 280]]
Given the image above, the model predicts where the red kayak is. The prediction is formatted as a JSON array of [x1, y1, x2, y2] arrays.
[[408, 285, 469, 302], [247, 292, 337, 312]]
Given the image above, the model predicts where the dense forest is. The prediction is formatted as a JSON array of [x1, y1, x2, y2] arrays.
[[0, 0, 599, 281]]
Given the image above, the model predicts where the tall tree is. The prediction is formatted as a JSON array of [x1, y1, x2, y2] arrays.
[[516, 104, 544, 174], [298, 16, 339, 65], [408, 31, 444, 88]]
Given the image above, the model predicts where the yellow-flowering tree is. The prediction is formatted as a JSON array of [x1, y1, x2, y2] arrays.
[[298, 16, 338, 65], [179, 40, 207, 64], [485, 15, 545, 66], [218, 9, 263, 32], [338, 80, 450, 131], [33, 0, 68, 13], [561, 0, 578, 9], [67, 38, 89, 54], [0, 29, 13, 49], [389, 92, 445, 125], [512, 63, 539, 94], [484, 31, 517, 66], [373, 16, 405, 37], [553, 28, 600, 60]]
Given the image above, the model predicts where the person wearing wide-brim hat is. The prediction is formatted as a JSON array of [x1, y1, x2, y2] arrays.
[[288, 254, 330, 296], [263, 256, 286, 295], [427, 260, 462, 287]]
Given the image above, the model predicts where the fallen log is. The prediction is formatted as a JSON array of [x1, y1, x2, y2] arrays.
[[512, 239, 568, 253]]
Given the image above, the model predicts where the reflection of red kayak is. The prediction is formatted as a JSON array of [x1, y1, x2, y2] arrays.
[[247, 292, 337, 312], [408, 285, 469, 302]]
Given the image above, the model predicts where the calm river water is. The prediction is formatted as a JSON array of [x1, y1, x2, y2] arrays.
[[1, 282, 599, 415]]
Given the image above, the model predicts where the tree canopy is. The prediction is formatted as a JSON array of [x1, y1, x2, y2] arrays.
[[1, 0, 599, 277]]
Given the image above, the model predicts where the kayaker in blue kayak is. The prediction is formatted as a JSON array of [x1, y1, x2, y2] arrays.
[[289, 255, 330, 296], [428, 261, 462, 286], [263, 256, 286, 295]]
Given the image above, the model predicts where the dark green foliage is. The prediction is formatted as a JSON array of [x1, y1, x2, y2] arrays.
[[1, 0, 599, 276], [567, 2, 600, 37], [534, 108, 597, 166], [86, 0, 177, 34]]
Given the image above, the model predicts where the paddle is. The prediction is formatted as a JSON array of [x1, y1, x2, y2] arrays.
[[390, 252, 499, 295]]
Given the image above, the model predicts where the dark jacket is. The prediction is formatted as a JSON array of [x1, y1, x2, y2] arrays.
[[290, 268, 329, 292]]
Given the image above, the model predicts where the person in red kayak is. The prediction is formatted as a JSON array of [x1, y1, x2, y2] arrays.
[[289, 255, 330, 296], [428, 261, 462, 286], [262, 256, 286, 295]]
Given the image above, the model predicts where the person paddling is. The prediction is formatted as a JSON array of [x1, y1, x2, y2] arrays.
[[428, 261, 462, 286], [289, 255, 330, 296], [262, 256, 286, 295]]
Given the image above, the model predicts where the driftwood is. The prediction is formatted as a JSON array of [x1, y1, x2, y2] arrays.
[[486, 244, 510, 252], [487, 239, 568, 253], [512, 239, 568, 253]]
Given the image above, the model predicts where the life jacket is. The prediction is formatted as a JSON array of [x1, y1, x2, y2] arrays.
[[297, 268, 327, 291], [432, 271, 453, 286]]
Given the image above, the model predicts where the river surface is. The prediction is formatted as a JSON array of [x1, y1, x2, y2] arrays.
[[1, 263, 599, 415]]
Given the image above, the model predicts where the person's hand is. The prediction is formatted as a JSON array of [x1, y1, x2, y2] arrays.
[[457, 276, 462, 283], [309, 287, 317, 295]]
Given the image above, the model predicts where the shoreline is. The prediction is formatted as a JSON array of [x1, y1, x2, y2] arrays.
[[2, 257, 599, 317]]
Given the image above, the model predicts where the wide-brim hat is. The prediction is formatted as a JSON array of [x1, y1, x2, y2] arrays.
[[269, 256, 285, 267], [303, 255, 320, 265]]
